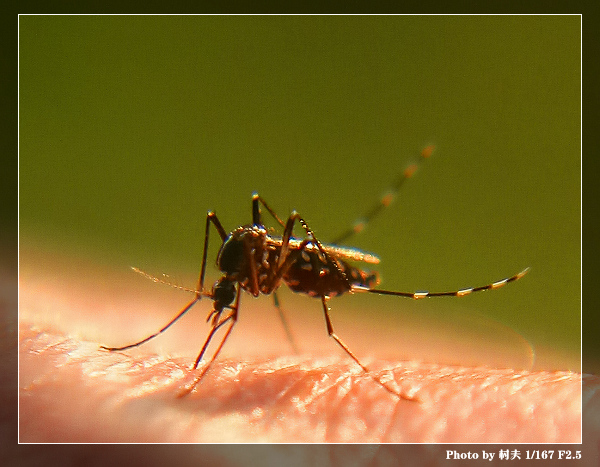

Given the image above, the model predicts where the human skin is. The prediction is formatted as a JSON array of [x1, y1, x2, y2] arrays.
[[16, 246, 590, 446]]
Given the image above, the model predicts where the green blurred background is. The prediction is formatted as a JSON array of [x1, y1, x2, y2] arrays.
[[19, 16, 581, 370]]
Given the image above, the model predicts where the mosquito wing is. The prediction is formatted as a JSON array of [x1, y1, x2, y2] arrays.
[[266, 236, 380, 264]]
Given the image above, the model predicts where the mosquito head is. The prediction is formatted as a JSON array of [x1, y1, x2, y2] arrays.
[[212, 277, 236, 312]]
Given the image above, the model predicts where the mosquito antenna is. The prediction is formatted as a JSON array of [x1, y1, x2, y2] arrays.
[[131, 266, 209, 296]]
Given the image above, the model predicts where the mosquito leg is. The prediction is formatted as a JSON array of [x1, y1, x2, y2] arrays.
[[192, 309, 235, 370], [197, 211, 227, 293], [253, 198, 333, 288], [247, 210, 308, 353], [331, 145, 435, 245], [253, 193, 286, 228], [100, 297, 200, 351], [100, 210, 227, 353], [278, 211, 303, 269], [264, 211, 351, 293], [320, 295, 418, 402], [263, 214, 312, 291], [252, 195, 331, 291], [289, 213, 352, 288], [273, 291, 300, 354], [254, 198, 351, 291], [178, 285, 241, 397], [177, 316, 236, 398], [359, 267, 531, 299]]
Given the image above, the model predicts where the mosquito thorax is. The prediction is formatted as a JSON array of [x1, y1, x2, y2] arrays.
[[216, 234, 244, 275], [216, 225, 267, 275]]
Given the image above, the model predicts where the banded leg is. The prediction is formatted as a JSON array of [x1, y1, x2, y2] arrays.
[[320, 295, 418, 402], [331, 145, 434, 245], [357, 267, 531, 298], [100, 211, 228, 352]]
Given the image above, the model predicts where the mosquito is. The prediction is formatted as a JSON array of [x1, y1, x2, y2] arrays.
[[100, 145, 529, 401]]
